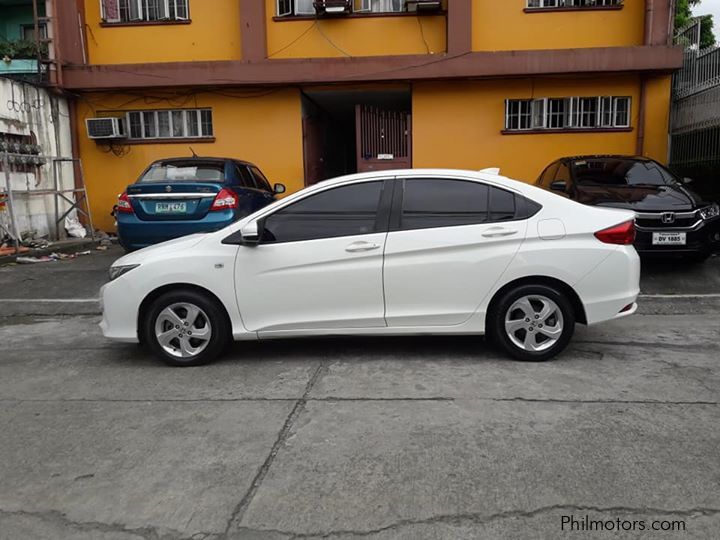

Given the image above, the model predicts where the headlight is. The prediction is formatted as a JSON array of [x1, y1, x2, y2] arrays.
[[699, 203, 720, 220], [108, 264, 140, 281]]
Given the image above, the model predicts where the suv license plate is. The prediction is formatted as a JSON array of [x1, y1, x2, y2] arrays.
[[652, 232, 686, 246], [156, 202, 187, 213]]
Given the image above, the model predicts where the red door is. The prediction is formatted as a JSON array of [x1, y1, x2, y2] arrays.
[[355, 105, 412, 173]]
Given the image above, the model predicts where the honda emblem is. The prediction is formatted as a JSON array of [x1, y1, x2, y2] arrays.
[[661, 212, 675, 224]]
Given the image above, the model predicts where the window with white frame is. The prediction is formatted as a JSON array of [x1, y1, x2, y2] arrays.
[[100, 0, 189, 23], [526, 0, 622, 8], [276, 0, 405, 16], [126, 109, 213, 140], [504, 96, 631, 131]]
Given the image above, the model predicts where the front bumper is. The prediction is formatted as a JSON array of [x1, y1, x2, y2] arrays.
[[634, 216, 720, 255], [99, 282, 141, 343]]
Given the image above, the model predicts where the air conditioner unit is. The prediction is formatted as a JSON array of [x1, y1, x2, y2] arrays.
[[406, 0, 442, 12], [86, 117, 126, 140], [314, 0, 352, 15]]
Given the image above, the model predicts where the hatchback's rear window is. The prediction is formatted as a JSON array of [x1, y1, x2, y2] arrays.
[[139, 162, 225, 183]]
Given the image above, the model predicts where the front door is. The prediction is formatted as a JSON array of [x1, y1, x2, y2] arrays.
[[356, 105, 412, 173], [234, 180, 391, 333], [383, 177, 527, 327]]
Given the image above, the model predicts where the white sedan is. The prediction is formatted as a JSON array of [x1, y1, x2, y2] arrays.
[[101, 169, 640, 366]]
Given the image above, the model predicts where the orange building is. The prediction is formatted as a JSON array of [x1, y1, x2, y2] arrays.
[[48, 0, 681, 232]]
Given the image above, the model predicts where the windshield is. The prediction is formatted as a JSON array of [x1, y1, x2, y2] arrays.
[[572, 159, 678, 187], [139, 162, 225, 183]]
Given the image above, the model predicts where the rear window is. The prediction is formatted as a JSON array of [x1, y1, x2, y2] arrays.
[[139, 162, 225, 183], [572, 159, 677, 187]]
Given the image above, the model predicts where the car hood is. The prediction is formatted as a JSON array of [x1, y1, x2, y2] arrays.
[[575, 183, 704, 212], [112, 233, 207, 266]]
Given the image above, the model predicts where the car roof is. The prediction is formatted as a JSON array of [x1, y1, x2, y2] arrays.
[[558, 155, 653, 163], [312, 168, 531, 192], [151, 157, 258, 167]]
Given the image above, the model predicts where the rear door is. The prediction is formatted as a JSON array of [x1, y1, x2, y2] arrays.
[[235, 179, 392, 333], [383, 177, 527, 327], [127, 161, 226, 221]]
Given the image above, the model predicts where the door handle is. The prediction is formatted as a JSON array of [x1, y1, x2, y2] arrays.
[[482, 227, 518, 238], [345, 241, 381, 253]]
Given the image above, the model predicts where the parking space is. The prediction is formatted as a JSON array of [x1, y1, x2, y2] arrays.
[[0, 250, 719, 539]]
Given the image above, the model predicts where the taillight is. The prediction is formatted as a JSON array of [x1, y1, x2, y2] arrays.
[[117, 192, 134, 214], [210, 188, 239, 211], [594, 220, 636, 245]]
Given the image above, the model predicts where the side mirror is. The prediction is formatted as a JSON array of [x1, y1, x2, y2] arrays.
[[682, 177, 693, 185], [222, 220, 263, 246], [273, 183, 286, 195], [550, 180, 567, 192]]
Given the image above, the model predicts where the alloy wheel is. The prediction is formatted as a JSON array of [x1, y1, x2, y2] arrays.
[[154, 302, 212, 358], [504, 295, 564, 352]]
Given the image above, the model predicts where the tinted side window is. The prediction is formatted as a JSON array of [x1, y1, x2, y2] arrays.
[[538, 163, 559, 188], [249, 166, 272, 192], [262, 181, 384, 243], [489, 187, 516, 221], [555, 163, 571, 185], [401, 179, 489, 230], [236, 165, 257, 188]]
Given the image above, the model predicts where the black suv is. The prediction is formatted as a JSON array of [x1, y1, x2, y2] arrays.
[[536, 156, 720, 260]]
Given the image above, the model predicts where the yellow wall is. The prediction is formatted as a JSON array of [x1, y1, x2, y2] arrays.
[[473, 0, 644, 51], [641, 75, 672, 163], [412, 76, 648, 183], [266, 2, 446, 58], [83, 0, 241, 64], [77, 89, 304, 231]]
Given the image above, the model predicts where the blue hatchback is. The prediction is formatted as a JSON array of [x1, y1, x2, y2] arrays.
[[116, 157, 284, 251]]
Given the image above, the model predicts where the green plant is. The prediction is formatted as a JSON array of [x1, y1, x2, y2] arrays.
[[0, 39, 48, 60]]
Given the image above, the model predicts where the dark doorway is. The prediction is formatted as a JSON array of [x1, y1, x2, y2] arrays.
[[301, 88, 411, 186]]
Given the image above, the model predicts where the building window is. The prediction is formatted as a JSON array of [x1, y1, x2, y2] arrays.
[[277, 0, 407, 16], [21, 24, 48, 41], [100, 0, 189, 23], [504, 97, 631, 132], [526, 0, 622, 9], [126, 109, 213, 140]]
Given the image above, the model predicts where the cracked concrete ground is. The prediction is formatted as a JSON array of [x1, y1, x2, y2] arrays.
[[0, 249, 719, 539]]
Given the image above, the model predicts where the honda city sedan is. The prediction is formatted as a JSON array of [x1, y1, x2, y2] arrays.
[[101, 169, 640, 366]]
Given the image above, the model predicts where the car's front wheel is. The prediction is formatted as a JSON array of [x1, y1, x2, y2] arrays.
[[489, 284, 575, 362], [143, 289, 230, 367]]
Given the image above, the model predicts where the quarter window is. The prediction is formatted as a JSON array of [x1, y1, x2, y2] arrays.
[[126, 109, 213, 140], [262, 181, 384, 243]]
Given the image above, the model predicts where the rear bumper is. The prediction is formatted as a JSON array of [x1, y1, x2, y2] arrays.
[[117, 211, 236, 250], [634, 217, 720, 255], [573, 246, 641, 325]]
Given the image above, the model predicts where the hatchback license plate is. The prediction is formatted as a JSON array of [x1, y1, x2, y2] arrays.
[[156, 202, 187, 213], [652, 232, 686, 246]]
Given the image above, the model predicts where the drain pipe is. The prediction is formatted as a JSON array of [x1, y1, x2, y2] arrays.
[[636, 0, 656, 156]]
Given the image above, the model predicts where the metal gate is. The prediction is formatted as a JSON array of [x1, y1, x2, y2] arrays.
[[355, 105, 411, 173], [670, 20, 720, 200]]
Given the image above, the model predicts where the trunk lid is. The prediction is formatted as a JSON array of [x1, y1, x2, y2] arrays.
[[126, 182, 221, 221]]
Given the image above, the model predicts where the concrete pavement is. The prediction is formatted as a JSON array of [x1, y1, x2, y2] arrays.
[[0, 249, 719, 539]]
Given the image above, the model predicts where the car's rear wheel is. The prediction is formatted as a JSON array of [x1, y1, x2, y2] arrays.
[[489, 284, 575, 362], [143, 289, 230, 367]]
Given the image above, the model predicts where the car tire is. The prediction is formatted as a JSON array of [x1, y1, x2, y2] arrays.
[[488, 284, 575, 362], [143, 289, 230, 367]]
